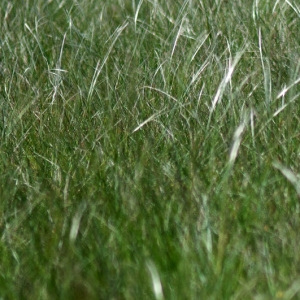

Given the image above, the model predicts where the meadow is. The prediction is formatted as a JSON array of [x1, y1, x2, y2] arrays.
[[1, 0, 300, 298]]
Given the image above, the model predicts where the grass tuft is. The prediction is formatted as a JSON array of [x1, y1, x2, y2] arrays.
[[1, 0, 300, 298]]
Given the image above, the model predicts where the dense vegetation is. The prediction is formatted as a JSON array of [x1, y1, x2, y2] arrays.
[[1, 0, 300, 298]]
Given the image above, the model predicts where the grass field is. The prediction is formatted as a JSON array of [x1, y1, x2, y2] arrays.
[[1, 0, 300, 299]]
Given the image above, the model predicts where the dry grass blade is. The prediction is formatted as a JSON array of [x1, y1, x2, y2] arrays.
[[132, 110, 165, 133], [87, 21, 128, 102], [273, 161, 300, 197]]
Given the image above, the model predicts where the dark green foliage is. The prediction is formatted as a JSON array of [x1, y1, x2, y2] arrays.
[[1, 0, 300, 299]]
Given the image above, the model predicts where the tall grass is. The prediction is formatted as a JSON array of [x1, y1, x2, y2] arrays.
[[1, 0, 300, 298]]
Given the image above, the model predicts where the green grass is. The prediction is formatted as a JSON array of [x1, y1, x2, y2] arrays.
[[1, 0, 300, 298]]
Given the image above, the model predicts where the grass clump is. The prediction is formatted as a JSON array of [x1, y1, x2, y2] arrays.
[[1, 0, 300, 299]]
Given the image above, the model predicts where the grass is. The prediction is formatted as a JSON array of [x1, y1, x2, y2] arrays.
[[1, 0, 300, 298]]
